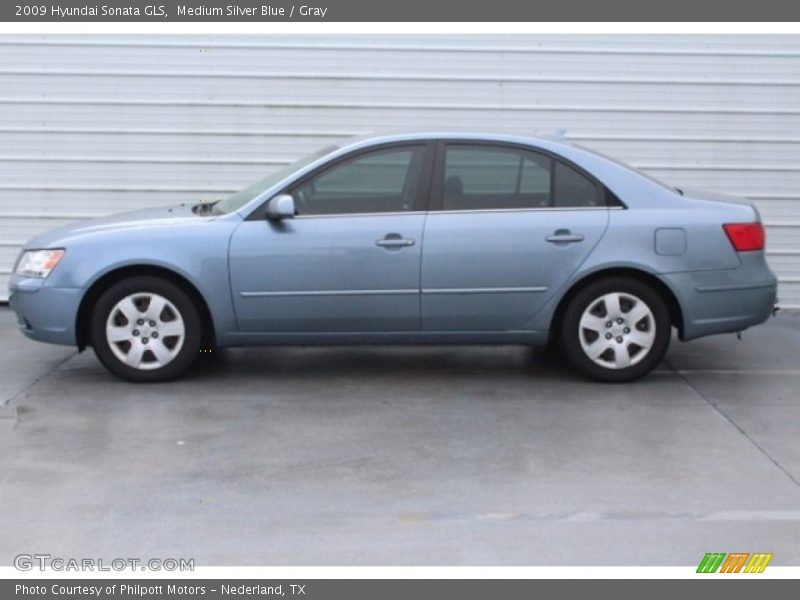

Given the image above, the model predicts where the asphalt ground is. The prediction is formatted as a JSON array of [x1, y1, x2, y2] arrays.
[[1, 307, 799, 566]]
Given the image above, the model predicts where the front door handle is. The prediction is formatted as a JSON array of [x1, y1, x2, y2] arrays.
[[546, 229, 585, 245], [376, 234, 415, 248]]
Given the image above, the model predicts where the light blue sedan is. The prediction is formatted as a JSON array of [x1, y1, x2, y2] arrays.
[[8, 133, 778, 382]]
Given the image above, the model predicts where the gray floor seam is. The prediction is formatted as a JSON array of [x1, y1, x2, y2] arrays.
[[664, 357, 800, 490], [0, 350, 78, 412]]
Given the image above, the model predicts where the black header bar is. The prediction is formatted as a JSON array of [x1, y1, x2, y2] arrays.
[[3, 0, 800, 22]]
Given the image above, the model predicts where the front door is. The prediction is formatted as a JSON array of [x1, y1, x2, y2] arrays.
[[421, 142, 610, 331], [229, 143, 432, 332]]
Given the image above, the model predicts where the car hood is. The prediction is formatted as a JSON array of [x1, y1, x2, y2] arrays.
[[24, 204, 213, 249]]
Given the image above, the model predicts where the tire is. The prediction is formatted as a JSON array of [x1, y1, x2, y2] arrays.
[[90, 276, 202, 382], [559, 277, 671, 382]]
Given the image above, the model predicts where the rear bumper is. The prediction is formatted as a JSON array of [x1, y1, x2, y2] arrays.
[[662, 254, 778, 341], [8, 275, 82, 346]]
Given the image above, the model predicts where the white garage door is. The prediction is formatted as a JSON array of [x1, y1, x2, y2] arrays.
[[1, 34, 799, 307]]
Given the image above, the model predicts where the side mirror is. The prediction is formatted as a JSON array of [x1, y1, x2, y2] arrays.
[[265, 194, 296, 220]]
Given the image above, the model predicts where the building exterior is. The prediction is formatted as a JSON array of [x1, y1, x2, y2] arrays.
[[1, 34, 798, 307]]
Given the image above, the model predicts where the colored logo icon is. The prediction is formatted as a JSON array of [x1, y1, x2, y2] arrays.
[[697, 553, 773, 573]]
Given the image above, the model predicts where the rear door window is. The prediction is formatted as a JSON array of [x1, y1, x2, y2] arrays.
[[440, 143, 604, 210], [442, 145, 552, 210], [553, 161, 603, 208]]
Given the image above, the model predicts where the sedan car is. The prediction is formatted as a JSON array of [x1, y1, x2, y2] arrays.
[[8, 133, 778, 382]]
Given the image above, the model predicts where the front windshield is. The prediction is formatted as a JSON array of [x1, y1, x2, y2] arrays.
[[213, 145, 339, 214]]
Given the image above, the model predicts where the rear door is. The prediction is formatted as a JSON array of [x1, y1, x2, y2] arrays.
[[421, 141, 610, 331]]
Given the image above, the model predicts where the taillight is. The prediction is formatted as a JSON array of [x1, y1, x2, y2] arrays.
[[723, 223, 765, 252]]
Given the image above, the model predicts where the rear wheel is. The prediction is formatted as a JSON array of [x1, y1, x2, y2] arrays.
[[90, 276, 202, 382], [560, 277, 671, 382]]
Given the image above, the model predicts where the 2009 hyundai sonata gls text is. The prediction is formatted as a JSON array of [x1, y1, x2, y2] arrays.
[[9, 133, 778, 382]]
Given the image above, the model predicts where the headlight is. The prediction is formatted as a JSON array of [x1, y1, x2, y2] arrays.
[[15, 249, 65, 278]]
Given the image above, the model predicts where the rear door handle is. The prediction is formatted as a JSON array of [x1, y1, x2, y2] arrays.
[[376, 234, 415, 248], [546, 229, 585, 244]]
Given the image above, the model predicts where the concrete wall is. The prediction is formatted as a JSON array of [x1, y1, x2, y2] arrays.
[[1, 34, 799, 305]]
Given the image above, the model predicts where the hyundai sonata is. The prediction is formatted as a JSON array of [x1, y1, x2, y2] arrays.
[[8, 133, 778, 382]]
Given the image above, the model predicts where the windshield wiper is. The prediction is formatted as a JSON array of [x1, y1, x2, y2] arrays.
[[192, 200, 221, 215]]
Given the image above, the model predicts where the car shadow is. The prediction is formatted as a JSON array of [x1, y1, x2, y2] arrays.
[[186, 344, 587, 382]]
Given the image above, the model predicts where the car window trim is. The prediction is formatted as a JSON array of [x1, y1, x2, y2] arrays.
[[292, 211, 428, 220], [289, 206, 622, 220], [429, 206, 622, 215], [245, 140, 436, 221], [428, 139, 624, 212]]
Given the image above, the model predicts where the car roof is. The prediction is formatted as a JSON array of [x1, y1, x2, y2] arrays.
[[338, 131, 577, 152], [332, 131, 680, 201]]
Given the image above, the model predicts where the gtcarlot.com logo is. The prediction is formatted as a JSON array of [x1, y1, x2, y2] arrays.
[[696, 552, 773, 573], [14, 553, 194, 572]]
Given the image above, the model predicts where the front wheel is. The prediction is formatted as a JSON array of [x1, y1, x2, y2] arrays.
[[560, 277, 671, 382], [90, 276, 202, 382]]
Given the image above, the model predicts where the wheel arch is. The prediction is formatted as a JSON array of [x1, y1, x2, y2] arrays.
[[549, 267, 684, 343], [75, 264, 216, 351]]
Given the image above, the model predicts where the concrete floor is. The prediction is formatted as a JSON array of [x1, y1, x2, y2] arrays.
[[1, 307, 799, 566]]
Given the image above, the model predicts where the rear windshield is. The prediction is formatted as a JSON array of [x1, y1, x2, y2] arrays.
[[572, 143, 681, 194]]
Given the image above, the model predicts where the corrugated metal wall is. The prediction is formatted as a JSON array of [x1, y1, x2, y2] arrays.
[[1, 34, 799, 306]]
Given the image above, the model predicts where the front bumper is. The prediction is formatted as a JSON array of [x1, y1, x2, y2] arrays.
[[8, 275, 83, 346]]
